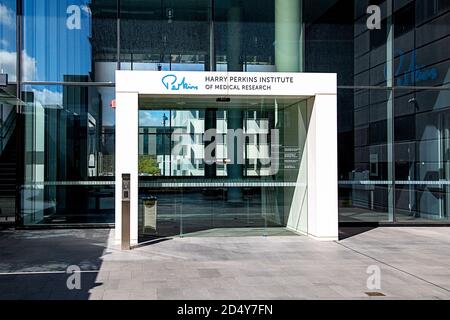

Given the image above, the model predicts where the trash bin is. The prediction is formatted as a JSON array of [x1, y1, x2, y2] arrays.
[[140, 196, 157, 234]]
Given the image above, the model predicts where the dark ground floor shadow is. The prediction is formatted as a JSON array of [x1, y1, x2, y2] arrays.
[[338, 222, 379, 240], [0, 229, 110, 299]]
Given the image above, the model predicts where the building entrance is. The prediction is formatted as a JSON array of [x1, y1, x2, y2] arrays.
[[115, 70, 338, 245], [137, 97, 309, 239]]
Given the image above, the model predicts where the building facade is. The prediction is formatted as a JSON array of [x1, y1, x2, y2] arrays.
[[0, 0, 449, 235]]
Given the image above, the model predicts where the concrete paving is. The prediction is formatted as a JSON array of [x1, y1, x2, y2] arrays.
[[0, 227, 449, 300]]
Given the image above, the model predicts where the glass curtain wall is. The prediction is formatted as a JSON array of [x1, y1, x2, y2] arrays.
[[0, 0, 16, 81], [19, 0, 117, 225], [120, 0, 210, 71], [330, 0, 450, 223], [390, 1, 450, 222], [0, 0, 17, 155], [11, 0, 450, 225], [21, 84, 115, 224]]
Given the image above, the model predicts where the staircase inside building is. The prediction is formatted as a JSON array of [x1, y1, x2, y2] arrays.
[[0, 111, 17, 225]]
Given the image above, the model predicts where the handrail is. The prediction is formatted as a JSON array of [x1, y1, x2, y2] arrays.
[[0, 109, 17, 155]]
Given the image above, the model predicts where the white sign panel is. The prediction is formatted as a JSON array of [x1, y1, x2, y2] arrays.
[[116, 71, 336, 96]]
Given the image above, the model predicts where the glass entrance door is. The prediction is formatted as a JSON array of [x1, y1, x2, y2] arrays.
[[137, 97, 309, 241]]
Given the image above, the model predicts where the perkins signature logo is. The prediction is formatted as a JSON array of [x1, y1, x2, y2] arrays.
[[396, 49, 438, 86], [162, 74, 199, 91], [385, 49, 438, 86]]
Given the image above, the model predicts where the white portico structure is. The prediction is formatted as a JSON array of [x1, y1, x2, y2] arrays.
[[115, 70, 338, 245]]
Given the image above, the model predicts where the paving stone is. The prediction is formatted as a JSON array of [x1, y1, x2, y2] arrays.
[[0, 227, 449, 299]]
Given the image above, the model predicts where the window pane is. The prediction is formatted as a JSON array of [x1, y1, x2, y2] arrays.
[[21, 84, 115, 225], [338, 88, 393, 223], [394, 88, 450, 222], [120, 0, 209, 72], [23, 0, 117, 82], [0, 0, 16, 81], [215, 0, 275, 72]]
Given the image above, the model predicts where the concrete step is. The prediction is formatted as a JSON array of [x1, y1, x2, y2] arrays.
[[0, 191, 15, 196], [0, 179, 16, 183], [0, 215, 15, 224], [0, 184, 16, 190], [0, 189, 15, 193], [0, 197, 15, 205], [0, 179, 16, 184], [0, 208, 15, 216], [0, 196, 15, 200], [0, 163, 16, 167], [0, 169, 16, 174]]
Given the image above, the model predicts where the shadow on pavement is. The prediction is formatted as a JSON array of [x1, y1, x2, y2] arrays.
[[133, 236, 173, 249], [0, 229, 110, 300], [338, 223, 378, 240]]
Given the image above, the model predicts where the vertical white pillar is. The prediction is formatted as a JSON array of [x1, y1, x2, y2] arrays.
[[115, 91, 139, 245], [307, 94, 339, 240]]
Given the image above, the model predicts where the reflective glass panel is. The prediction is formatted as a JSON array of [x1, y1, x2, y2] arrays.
[[21, 84, 115, 225], [23, 0, 117, 82]]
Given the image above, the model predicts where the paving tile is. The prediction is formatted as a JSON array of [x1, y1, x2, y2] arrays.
[[103, 290, 132, 300], [87, 289, 105, 300], [183, 287, 212, 300], [129, 290, 157, 300], [1, 227, 450, 300], [197, 268, 222, 278], [156, 287, 185, 300]]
